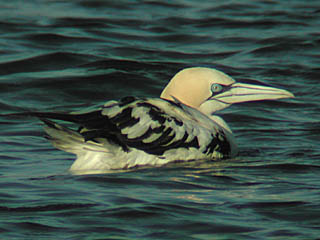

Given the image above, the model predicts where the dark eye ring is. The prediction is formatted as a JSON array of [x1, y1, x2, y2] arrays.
[[211, 83, 223, 93]]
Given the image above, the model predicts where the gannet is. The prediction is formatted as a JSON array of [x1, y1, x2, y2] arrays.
[[19, 67, 294, 173]]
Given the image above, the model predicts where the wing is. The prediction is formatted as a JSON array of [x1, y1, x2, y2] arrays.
[[20, 96, 233, 157], [81, 96, 233, 157], [81, 96, 202, 155]]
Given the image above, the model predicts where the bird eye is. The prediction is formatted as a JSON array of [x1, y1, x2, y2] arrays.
[[211, 83, 223, 93]]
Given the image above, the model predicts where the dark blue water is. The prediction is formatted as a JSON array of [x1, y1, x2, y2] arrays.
[[0, 0, 320, 239]]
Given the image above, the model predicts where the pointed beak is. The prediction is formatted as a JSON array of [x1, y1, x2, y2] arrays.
[[213, 82, 294, 104], [199, 82, 294, 114]]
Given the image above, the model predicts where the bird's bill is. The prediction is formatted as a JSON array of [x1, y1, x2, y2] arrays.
[[213, 82, 294, 104], [199, 82, 294, 114]]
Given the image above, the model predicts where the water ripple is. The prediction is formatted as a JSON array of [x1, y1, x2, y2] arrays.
[[0, 0, 319, 239]]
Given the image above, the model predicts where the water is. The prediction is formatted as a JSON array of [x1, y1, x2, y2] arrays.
[[0, 0, 319, 239]]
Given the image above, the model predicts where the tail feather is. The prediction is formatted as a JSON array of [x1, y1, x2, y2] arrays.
[[5, 111, 132, 172], [42, 119, 111, 153], [42, 119, 86, 153], [42, 119, 117, 172]]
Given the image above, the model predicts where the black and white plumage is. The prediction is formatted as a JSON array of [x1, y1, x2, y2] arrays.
[[37, 96, 236, 172], [19, 67, 294, 174]]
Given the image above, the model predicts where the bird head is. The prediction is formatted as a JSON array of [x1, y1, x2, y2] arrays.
[[160, 67, 294, 115]]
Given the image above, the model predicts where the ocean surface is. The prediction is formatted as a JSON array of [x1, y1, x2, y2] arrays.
[[0, 0, 319, 239]]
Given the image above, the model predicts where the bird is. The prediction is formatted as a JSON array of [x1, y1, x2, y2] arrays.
[[17, 67, 294, 174]]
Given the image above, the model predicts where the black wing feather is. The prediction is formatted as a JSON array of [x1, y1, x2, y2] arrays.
[[12, 97, 203, 156]]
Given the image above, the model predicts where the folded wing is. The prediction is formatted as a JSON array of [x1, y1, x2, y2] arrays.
[[20, 96, 233, 160]]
